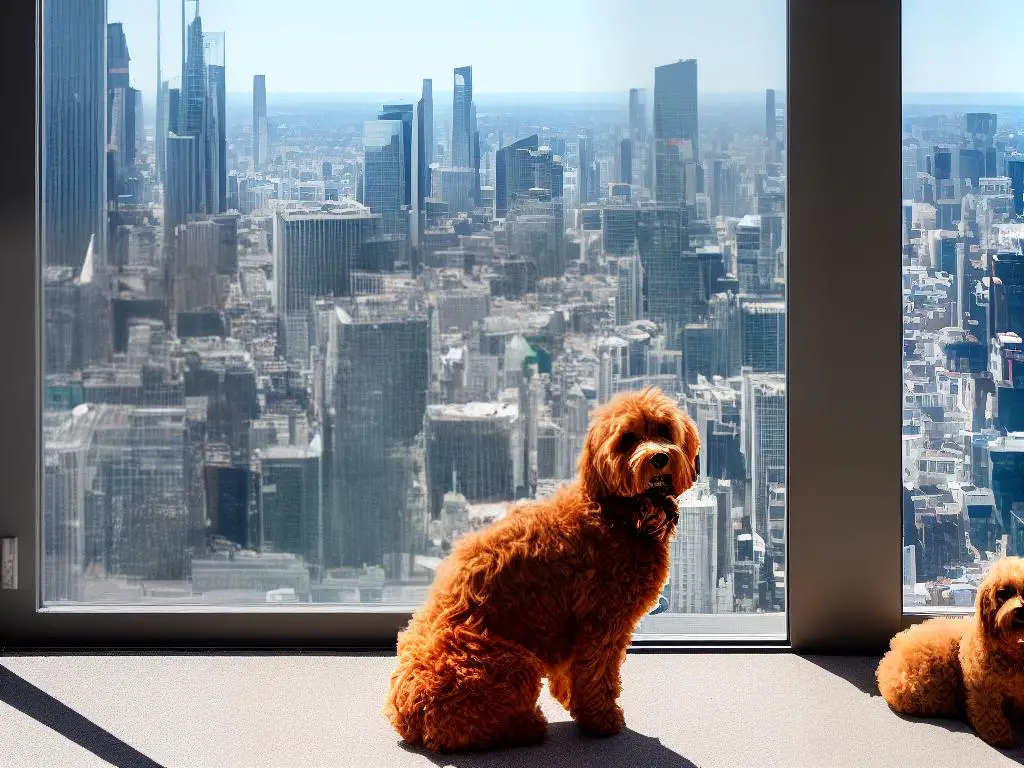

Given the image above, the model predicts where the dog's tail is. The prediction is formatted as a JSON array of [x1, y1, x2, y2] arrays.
[[385, 661, 427, 746], [384, 622, 432, 745], [876, 617, 968, 717]]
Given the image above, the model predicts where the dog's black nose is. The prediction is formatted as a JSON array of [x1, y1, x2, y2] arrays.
[[651, 453, 669, 469]]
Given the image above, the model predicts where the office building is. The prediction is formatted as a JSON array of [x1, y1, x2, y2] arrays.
[[182, 10, 219, 214], [204, 31, 227, 213], [204, 463, 252, 548], [1003, 158, 1024, 217], [670, 482, 718, 613], [379, 104, 414, 209], [654, 59, 699, 204], [425, 402, 517, 518], [107, 23, 136, 199], [363, 119, 405, 233], [272, 201, 379, 362], [578, 134, 594, 204], [452, 66, 475, 168], [421, 79, 434, 168], [88, 405, 194, 581], [765, 89, 777, 145], [636, 204, 696, 348], [495, 135, 565, 218], [629, 87, 648, 189], [165, 133, 201, 237], [616, 254, 644, 325], [620, 138, 633, 184], [260, 444, 322, 570], [736, 214, 778, 293], [741, 300, 786, 373], [435, 167, 477, 215], [506, 198, 566, 278], [253, 74, 268, 169], [744, 373, 786, 541], [43, 407, 97, 602], [323, 297, 430, 576], [42, 0, 107, 270]]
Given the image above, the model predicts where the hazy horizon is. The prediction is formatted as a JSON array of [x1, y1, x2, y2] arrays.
[[109, 0, 786, 100]]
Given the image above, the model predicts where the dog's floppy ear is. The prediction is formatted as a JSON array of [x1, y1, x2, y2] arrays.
[[977, 579, 999, 636], [578, 410, 611, 500], [674, 409, 701, 468]]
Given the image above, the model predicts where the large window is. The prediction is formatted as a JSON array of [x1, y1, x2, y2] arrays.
[[901, 1, 1024, 610], [37, 0, 788, 637]]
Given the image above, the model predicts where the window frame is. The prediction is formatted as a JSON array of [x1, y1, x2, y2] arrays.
[[0, 0, 904, 652]]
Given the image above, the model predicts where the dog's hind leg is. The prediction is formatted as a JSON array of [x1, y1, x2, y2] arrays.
[[418, 628, 547, 752]]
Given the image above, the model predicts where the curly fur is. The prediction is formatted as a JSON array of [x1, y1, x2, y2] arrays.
[[384, 387, 700, 752], [877, 557, 1024, 746]]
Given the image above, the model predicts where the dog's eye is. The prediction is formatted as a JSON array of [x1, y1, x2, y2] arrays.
[[619, 432, 639, 451], [996, 586, 1017, 602], [656, 424, 673, 442]]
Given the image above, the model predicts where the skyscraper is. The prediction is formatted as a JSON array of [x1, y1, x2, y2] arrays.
[[578, 134, 592, 204], [620, 138, 633, 184], [378, 104, 414, 209], [670, 482, 718, 613], [253, 74, 268, 169], [1008, 157, 1024, 217], [204, 32, 227, 213], [452, 66, 474, 169], [765, 88, 778, 162], [422, 78, 434, 168], [42, 0, 106, 270], [495, 135, 565, 218], [106, 22, 133, 199], [744, 373, 786, 542], [628, 88, 648, 189], [636, 204, 696, 348], [260, 445, 323, 570], [654, 59, 699, 205], [272, 202, 379, 361], [363, 120, 406, 233], [325, 297, 430, 575], [165, 133, 201, 237], [182, 12, 210, 210]]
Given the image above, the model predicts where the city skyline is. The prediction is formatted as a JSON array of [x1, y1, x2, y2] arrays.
[[42, 1, 789, 624], [108, 0, 786, 99]]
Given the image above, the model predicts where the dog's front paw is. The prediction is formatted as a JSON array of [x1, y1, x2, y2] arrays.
[[577, 705, 625, 737]]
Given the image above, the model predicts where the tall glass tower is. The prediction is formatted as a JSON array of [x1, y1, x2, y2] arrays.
[[452, 66, 474, 169], [253, 75, 268, 169], [363, 120, 405, 233], [42, 0, 107, 270], [205, 32, 227, 213], [422, 79, 434, 167], [379, 104, 413, 209], [182, 11, 214, 212], [653, 59, 699, 205]]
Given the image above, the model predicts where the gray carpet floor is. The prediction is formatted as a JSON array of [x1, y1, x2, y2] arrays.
[[2, 653, 1023, 767]]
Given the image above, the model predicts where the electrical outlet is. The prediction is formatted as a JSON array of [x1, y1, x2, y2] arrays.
[[1, 537, 17, 589]]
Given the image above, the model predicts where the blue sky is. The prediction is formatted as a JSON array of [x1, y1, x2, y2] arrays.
[[108, 0, 785, 97], [901, 0, 1022, 93]]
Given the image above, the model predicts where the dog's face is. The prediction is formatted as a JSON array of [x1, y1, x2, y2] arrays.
[[977, 557, 1024, 646], [578, 387, 701, 502]]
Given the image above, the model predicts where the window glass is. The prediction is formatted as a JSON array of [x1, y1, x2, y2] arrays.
[[42, 0, 785, 636], [902, 1, 1024, 609]]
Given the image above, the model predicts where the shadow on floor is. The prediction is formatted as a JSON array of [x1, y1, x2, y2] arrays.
[[801, 654, 883, 697], [0, 664, 166, 768], [802, 655, 1024, 764], [400, 722, 697, 768]]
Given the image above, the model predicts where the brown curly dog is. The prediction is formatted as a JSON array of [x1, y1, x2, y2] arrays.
[[384, 387, 700, 752], [877, 556, 1024, 746]]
